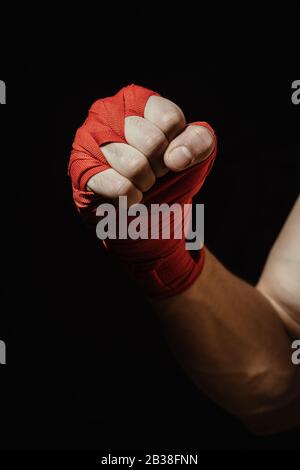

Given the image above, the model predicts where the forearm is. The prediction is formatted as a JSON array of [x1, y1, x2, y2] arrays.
[[152, 249, 298, 423], [257, 195, 300, 337]]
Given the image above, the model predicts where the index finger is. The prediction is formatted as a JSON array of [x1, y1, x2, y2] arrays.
[[144, 95, 186, 140]]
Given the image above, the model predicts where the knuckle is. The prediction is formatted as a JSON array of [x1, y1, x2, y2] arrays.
[[100, 142, 118, 159], [161, 108, 184, 129], [144, 129, 166, 153], [114, 177, 134, 197], [86, 173, 99, 192], [127, 153, 148, 176], [127, 154, 156, 191], [191, 125, 214, 152], [99, 169, 133, 198]]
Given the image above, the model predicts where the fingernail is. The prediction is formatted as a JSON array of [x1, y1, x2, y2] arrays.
[[168, 145, 193, 169]]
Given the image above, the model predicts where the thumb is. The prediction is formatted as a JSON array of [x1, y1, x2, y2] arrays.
[[163, 123, 216, 172]]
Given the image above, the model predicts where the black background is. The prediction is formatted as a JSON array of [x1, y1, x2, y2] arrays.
[[1, 3, 300, 452]]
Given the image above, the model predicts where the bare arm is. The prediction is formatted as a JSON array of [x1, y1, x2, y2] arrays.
[[152, 249, 300, 434], [258, 195, 300, 337]]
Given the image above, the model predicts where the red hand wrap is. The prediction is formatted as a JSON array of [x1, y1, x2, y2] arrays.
[[68, 84, 217, 299]]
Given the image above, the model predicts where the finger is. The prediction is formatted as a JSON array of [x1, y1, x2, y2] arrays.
[[144, 95, 186, 140], [100, 142, 156, 192], [164, 125, 215, 172], [86, 168, 143, 206], [125, 116, 169, 177]]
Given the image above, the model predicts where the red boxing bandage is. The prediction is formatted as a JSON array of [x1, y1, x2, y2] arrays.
[[69, 85, 217, 299]]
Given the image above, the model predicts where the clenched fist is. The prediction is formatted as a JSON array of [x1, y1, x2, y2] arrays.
[[68, 85, 217, 298], [86, 94, 214, 206], [69, 85, 216, 210]]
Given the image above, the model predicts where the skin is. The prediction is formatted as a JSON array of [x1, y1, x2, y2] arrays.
[[86, 95, 215, 203], [258, 196, 300, 338], [86, 95, 300, 435]]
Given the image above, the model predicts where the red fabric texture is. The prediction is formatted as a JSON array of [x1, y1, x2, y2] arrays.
[[68, 84, 217, 298]]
